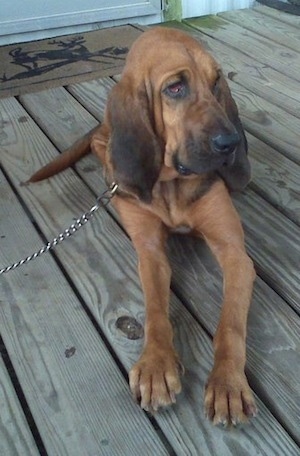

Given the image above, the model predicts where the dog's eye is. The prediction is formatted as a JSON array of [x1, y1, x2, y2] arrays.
[[164, 80, 187, 99], [168, 81, 184, 94]]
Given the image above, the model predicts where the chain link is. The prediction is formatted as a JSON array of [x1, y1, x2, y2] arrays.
[[0, 183, 118, 275]]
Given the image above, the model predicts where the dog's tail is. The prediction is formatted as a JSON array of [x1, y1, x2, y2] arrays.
[[27, 126, 99, 183]]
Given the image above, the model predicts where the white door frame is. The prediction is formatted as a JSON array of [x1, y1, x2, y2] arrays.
[[0, 0, 162, 45]]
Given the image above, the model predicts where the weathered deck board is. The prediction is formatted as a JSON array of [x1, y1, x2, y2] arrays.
[[254, 3, 300, 27], [228, 80, 300, 165], [234, 190, 300, 311], [1, 7, 300, 455], [67, 77, 116, 120], [184, 16, 300, 82], [0, 165, 169, 455], [219, 8, 300, 52], [227, 70, 300, 120], [248, 133, 300, 226], [0, 357, 40, 456]]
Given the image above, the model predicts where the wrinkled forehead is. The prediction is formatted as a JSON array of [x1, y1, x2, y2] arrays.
[[124, 28, 219, 86]]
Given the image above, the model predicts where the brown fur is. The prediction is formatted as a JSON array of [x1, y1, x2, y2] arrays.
[[29, 27, 257, 425]]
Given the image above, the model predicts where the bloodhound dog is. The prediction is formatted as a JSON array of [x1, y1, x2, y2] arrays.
[[29, 27, 257, 426]]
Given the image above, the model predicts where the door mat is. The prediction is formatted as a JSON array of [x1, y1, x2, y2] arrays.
[[0, 25, 143, 99]]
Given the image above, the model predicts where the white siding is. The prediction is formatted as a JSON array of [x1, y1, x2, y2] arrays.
[[182, 0, 254, 18], [0, 0, 162, 45], [0, 0, 255, 45]]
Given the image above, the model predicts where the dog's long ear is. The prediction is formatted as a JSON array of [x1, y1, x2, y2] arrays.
[[215, 74, 251, 191], [106, 79, 163, 203]]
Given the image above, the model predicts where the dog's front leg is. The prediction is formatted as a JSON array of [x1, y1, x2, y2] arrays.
[[114, 198, 182, 411], [190, 180, 257, 426]]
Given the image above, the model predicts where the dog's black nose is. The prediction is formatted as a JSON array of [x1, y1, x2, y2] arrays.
[[211, 132, 240, 154]]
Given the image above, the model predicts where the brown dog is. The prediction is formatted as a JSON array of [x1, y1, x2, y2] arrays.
[[29, 27, 257, 426]]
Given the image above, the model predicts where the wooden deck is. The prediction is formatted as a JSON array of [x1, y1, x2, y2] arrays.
[[0, 4, 299, 455]]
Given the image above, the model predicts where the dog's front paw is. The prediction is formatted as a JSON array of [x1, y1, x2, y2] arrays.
[[129, 348, 183, 412], [204, 365, 257, 427]]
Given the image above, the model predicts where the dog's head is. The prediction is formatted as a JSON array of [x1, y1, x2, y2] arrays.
[[103, 27, 250, 203]]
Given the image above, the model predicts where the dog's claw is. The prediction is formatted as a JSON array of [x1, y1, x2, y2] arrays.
[[244, 403, 258, 418], [170, 391, 177, 404], [214, 416, 228, 427]]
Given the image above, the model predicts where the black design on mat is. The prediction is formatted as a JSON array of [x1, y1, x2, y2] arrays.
[[1, 36, 128, 83]]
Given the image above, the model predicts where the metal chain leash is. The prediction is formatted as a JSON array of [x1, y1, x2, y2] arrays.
[[0, 183, 118, 275]]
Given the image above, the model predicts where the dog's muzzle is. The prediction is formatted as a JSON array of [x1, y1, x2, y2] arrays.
[[174, 130, 240, 175]]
